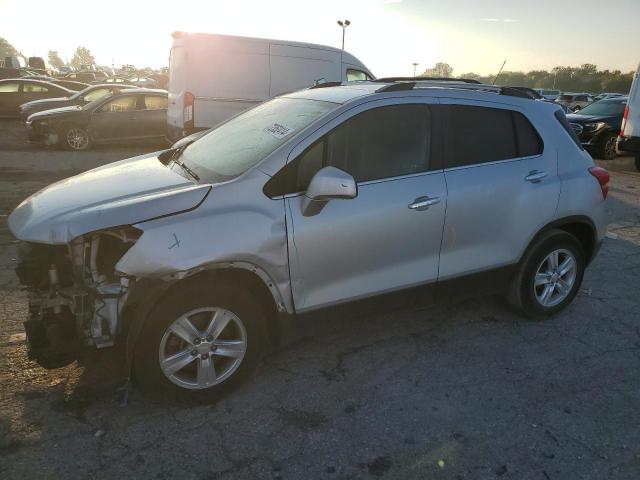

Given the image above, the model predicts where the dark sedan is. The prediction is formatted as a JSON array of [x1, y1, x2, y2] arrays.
[[27, 88, 168, 150], [566, 96, 627, 160], [0, 79, 74, 117], [20, 83, 138, 121]]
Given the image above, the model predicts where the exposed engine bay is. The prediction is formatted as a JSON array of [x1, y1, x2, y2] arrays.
[[16, 228, 141, 368]]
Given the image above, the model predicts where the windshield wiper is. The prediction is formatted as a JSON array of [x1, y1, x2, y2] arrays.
[[166, 144, 200, 181]]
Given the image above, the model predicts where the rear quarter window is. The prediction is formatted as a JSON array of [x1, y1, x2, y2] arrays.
[[554, 110, 584, 150]]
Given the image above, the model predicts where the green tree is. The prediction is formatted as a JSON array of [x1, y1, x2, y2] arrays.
[[47, 50, 64, 69], [421, 62, 454, 78], [70, 46, 95, 69], [0, 37, 18, 59]]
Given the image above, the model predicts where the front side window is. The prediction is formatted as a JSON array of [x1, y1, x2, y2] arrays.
[[23, 83, 48, 93], [98, 95, 138, 112], [82, 87, 111, 102], [177, 97, 336, 183], [267, 104, 432, 196]]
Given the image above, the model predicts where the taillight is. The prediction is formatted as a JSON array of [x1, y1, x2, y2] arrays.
[[620, 105, 629, 137], [183, 91, 194, 134], [589, 166, 610, 199]]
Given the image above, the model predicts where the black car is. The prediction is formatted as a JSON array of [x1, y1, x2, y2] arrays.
[[27, 88, 168, 150], [20, 83, 138, 121], [0, 79, 74, 117], [566, 96, 628, 160]]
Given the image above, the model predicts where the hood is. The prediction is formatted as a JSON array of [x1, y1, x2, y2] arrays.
[[9, 152, 211, 244], [21, 97, 70, 109], [28, 105, 83, 121]]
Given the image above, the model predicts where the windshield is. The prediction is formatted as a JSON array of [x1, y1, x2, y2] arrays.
[[576, 98, 626, 116], [177, 97, 337, 183]]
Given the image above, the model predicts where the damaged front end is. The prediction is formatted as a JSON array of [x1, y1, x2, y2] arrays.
[[16, 228, 141, 368]]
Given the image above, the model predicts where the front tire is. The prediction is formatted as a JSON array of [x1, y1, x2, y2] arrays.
[[135, 281, 266, 401], [508, 230, 585, 318], [61, 124, 91, 151], [599, 132, 617, 160]]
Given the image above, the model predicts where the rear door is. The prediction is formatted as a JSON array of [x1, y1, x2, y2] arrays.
[[438, 100, 560, 282], [138, 94, 168, 139]]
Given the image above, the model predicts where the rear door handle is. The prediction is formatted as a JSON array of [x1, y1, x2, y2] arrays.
[[408, 196, 441, 211], [525, 170, 547, 183]]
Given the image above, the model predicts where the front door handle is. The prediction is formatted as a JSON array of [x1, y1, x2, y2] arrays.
[[525, 170, 548, 183], [408, 196, 441, 211]]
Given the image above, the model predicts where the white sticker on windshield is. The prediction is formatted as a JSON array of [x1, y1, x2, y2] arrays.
[[265, 123, 295, 139]]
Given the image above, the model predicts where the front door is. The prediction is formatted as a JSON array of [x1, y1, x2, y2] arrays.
[[89, 94, 140, 142], [284, 102, 447, 311]]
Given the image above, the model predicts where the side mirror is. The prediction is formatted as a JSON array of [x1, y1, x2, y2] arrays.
[[301, 166, 357, 216]]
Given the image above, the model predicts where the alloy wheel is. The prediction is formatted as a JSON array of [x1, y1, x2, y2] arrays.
[[159, 307, 247, 390], [533, 248, 577, 307], [66, 127, 89, 150]]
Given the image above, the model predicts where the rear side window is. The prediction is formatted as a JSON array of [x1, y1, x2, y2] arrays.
[[0, 82, 19, 92], [513, 112, 543, 157], [144, 95, 168, 110], [449, 105, 517, 167], [447, 106, 543, 168], [24, 83, 48, 93], [554, 110, 584, 150]]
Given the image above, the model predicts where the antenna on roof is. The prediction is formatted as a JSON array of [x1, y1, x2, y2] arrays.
[[492, 60, 507, 85]]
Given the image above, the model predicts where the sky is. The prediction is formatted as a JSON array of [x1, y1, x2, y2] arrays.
[[1, 0, 639, 77]]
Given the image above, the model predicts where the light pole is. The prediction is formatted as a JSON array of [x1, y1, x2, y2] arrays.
[[412, 62, 419, 77], [337, 20, 351, 51]]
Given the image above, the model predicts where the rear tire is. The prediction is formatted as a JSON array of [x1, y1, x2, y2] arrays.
[[635, 155, 640, 172], [134, 281, 266, 401], [508, 230, 585, 319], [599, 132, 617, 160]]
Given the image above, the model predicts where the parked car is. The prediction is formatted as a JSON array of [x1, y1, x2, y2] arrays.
[[617, 62, 640, 171], [20, 83, 137, 121], [0, 79, 74, 117], [534, 88, 561, 101], [8, 80, 608, 398], [62, 71, 97, 83], [556, 93, 595, 111], [127, 76, 157, 88], [167, 32, 374, 141], [566, 96, 628, 159], [593, 92, 624, 101], [26, 88, 167, 149], [94, 76, 131, 85], [58, 66, 75, 74]]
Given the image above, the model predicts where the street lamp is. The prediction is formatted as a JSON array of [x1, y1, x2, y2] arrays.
[[337, 19, 351, 51], [412, 62, 419, 77]]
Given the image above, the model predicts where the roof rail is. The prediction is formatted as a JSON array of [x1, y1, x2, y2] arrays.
[[374, 76, 481, 84], [308, 81, 343, 89], [376, 82, 416, 93], [374, 80, 537, 100]]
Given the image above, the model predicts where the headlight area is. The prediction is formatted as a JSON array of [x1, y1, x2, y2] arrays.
[[15, 227, 142, 368]]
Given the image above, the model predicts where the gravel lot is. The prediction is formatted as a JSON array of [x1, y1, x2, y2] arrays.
[[1, 118, 639, 479]]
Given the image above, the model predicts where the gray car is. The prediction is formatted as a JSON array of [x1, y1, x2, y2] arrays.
[[8, 80, 609, 399]]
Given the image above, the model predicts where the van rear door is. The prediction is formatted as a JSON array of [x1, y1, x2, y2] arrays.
[[621, 63, 639, 139], [167, 46, 187, 140]]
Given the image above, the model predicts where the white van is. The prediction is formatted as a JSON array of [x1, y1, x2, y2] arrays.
[[618, 62, 640, 170], [167, 32, 374, 141]]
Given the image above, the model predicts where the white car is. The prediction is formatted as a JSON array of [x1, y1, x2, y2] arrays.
[[167, 32, 374, 142], [617, 62, 640, 171]]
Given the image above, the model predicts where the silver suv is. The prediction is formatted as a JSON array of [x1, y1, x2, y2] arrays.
[[9, 79, 609, 399]]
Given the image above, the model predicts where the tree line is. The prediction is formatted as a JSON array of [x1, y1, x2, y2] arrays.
[[422, 62, 635, 94]]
